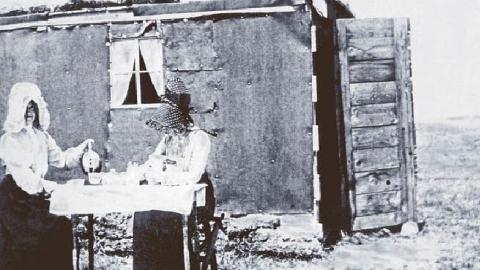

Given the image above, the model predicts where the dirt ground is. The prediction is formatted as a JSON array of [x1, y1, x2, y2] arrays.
[[80, 118, 480, 269], [215, 178, 479, 270]]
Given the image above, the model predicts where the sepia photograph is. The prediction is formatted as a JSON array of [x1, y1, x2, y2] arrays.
[[0, 0, 478, 269]]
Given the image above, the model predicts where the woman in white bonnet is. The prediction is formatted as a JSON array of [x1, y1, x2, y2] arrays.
[[0, 82, 93, 269]]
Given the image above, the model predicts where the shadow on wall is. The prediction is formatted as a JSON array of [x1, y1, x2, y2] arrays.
[[314, 15, 345, 245]]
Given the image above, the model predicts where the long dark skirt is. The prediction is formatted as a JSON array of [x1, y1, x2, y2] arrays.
[[0, 175, 73, 270], [133, 173, 215, 270]]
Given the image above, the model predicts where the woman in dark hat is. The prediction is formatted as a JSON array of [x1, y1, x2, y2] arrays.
[[0, 82, 94, 269], [141, 100, 211, 185], [133, 79, 214, 270]]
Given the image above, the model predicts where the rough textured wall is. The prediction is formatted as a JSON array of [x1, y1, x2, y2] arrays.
[[0, 25, 110, 180], [108, 9, 314, 213], [107, 109, 161, 171], [212, 9, 314, 214]]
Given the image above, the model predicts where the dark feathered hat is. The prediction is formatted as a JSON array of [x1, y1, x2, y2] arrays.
[[164, 78, 190, 115], [146, 100, 191, 130], [166, 78, 189, 95]]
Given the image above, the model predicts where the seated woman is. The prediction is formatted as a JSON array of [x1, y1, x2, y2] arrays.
[[142, 101, 210, 185], [134, 98, 214, 270], [0, 82, 93, 270]]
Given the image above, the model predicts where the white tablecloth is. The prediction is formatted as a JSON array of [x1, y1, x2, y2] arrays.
[[49, 182, 206, 216]]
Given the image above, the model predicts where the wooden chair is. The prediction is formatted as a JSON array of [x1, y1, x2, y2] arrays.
[[190, 213, 225, 270]]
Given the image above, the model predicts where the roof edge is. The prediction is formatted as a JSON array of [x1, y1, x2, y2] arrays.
[[0, 1, 307, 32], [0, 0, 306, 28], [134, 0, 305, 16], [0, 1, 174, 18], [0, 0, 306, 19]]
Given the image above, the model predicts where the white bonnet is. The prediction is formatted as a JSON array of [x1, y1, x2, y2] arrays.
[[3, 82, 50, 133]]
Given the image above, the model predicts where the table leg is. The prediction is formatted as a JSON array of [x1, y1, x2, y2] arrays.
[[87, 214, 94, 270], [72, 215, 81, 270], [75, 235, 81, 270], [183, 215, 191, 270]]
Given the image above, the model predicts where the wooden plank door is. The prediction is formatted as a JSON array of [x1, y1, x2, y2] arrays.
[[336, 18, 416, 231]]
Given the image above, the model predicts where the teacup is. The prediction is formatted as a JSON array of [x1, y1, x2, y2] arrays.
[[88, 173, 103, 185]]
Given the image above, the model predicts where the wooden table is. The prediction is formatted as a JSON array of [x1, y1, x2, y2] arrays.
[[49, 182, 207, 270]]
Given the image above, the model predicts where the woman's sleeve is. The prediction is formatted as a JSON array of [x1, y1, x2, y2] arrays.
[[5, 163, 43, 193], [46, 133, 84, 169], [144, 136, 167, 166], [167, 131, 211, 184], [0, 134, 43, 193]]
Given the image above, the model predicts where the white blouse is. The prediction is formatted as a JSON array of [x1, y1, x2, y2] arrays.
[[0, 127, 83, 194], [144, 128, 211, 184]]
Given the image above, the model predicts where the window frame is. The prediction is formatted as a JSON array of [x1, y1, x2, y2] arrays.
[[109, 35, 164, 110]]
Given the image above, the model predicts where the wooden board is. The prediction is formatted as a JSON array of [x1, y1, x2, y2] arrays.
[[337, 19, 357, 224], [345, 18, 394, 39], [355, 191, 401, 216], [353, 211, 402, 231], [134, 0, 306, 16], [347, 37, 394, 61], [353, 147, 399, 172], [0, 13, 47, 26], [394, 18, 417, 222], [350, 81, 397, 106], [352, 125, 399, 149], [337, 18, 415, 231], [351, 103, 398, 128], [355, 168, 401, 195], [348, 59, 395, 83], [110, 23, 147, 39]]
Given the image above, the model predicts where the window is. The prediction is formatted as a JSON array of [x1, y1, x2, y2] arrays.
[[109, 38, 164, 108]]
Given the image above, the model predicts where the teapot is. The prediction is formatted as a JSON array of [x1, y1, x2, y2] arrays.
[[81, 141, 101, 174]]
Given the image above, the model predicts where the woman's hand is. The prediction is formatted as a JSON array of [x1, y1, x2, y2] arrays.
[[79, 139, 95, 151], [42, 179, 58, 194]]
